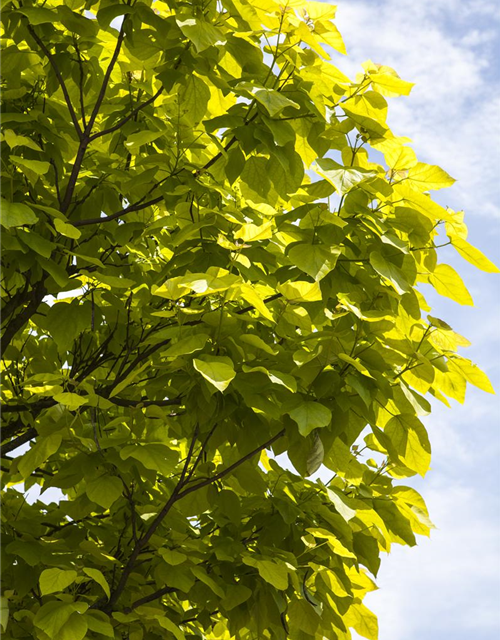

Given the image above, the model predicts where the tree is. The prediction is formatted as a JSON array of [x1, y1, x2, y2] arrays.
[[0, 0, 497, 638]]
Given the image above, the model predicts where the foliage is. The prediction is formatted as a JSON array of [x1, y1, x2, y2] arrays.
[[0, 1, 497, 639]]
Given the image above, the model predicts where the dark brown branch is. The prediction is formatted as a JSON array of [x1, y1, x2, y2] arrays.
[[1, 280, 47, 351], [26, 24, 83, 138], [1, 427, 37, 455], [73, 38, 88, 129], [89, 87, 165, 142], [236, 293, 282, 315], [1, 277, 31, 323], [109, 397, 183, 408], [86, 18, 127, 133], [126, 585, 176, 612], [73, 195, 163, 228]]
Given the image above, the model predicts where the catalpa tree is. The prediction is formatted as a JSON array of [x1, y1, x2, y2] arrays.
[[0, 1, 497, 639]]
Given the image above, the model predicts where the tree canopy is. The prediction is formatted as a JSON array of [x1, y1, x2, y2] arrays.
[[0, 1, 497, 639]]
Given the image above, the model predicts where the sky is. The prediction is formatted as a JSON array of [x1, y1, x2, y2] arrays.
[[328, 1, 500, 638]]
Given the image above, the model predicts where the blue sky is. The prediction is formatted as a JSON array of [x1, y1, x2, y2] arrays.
[[329, 0, 500, 637]]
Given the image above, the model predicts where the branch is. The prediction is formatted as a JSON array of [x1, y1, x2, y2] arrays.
[[1, 427, 37, 455], [1, 280, 47, 351], [73, 38, 88, 129], [86, 18, 128, 133], [60, 17, 127, 214], [0, 396, 182, 420], [89, 87, 165, 142], [109, 397, 183, 409], [103, 426, 200, 611], [126, 585, 176, 612], [73, 195, 163, 228], [177, 428, 285, 500], [26, 24, 83, 138]]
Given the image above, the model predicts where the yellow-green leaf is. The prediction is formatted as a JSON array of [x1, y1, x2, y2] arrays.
[[39, 568, 77, 596], [278, 280, 322, 302], [451, 237, 499, 273], [406, 162, 455, 191], [289, 402, 332, 437], [1, 198, 38, 227], [370, 71, 414, 96], [385, 414, 431, 476], [345, 602, 379, 640], [448, 357, 495, 394], [429, 264, 473, 306], [234, 221, 273, 242], [83, 568, 110, 599], [53, 392, 88, 410], [193, 356, 236, 392], [86, 476, 123, 509]]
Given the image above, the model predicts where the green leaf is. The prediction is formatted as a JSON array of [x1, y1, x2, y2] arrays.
[[39, 568, 78, 596], [86, 476, 123, 509], [16, 6, 56, 25], [306, 431, 325, 475], [176, 17, 225, 52], [159, 548, 187, 566], [338, 353, 374, 378], [10, 155, 50, 175], [316, 158, 376, 194], [288, 243, 340, 281], [157, 616, 186, 640], [289, 402, 332, 437], [0, 199, 38, 227], [221, 584, 252, 611], [54, 218, 82, 239], [53, 392, 88, 410], [327, 488, 357, 521], [83, 568, 110, 599], [120, 444, 178, 476], [59, 612, 88, 640], [252, 88, 300, 117], [86, 611, 115, 638], [288, 600, 321, 635], [239, 334, 277, 355], [242, 557, 289, 590], [234, 221, 273, 242], [385, 414, 431, 476], [370, 72, 414, 96], [448, 357, 495, 394], [429, 264, 473, 306], [164, 333, 210, 358], [18, 230, 55, 258], [406, 162, 455, 191], [33, 602, 79, 638], [345, 602, 379, 640], [278, 280, 322, 302], [193, 356, 236, 392], [124, 130, 166, 153], [370, 251, 409, 295], [18, 433, 62, 479], [191, 566, 225, 598], [0, 597, 9, 633]]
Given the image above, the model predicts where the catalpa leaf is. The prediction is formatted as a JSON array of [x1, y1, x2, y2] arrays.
[[193, 356, 236, 392]]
